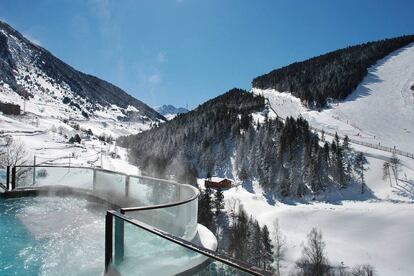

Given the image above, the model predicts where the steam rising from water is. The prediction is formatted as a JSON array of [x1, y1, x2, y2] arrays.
[[1, 196, 107, 276]]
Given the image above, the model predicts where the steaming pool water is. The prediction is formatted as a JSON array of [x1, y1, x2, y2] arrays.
[[0, 196, 108, 276]]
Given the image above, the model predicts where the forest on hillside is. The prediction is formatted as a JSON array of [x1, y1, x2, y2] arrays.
[[253, 35, 414, 108], [118, 89, 367, 199]]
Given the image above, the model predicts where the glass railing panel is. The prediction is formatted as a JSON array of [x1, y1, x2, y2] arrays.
[[128, 176, 178, 205], [109, 215, 252, 276], [179, 184, 197, 201], [15, 166, 94, 190], [128, 176, 157, 206], [15, 166, 34, 187], [124, 197, 198, 240], [0, 168, 7, 186], [94, 170, 126, 202]]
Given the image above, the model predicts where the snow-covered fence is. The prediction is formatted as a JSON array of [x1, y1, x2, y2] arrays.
[[310, 126, 414, 160]]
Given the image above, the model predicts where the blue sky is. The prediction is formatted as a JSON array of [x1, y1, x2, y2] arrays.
[[1, 0, 414, 108]]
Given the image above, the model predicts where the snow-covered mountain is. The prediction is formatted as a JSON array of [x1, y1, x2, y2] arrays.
[[0, 20, 163, 171], [155, 104, 188, 120], [0, 20, 164, 124]]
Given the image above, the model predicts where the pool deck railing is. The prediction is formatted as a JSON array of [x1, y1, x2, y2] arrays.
[[2, 165, 273, 276]]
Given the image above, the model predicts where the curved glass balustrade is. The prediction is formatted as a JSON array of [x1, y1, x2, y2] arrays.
[[12, 165, 199, 241], [107, 211, 268, 276], [7, 165, 270, 275]]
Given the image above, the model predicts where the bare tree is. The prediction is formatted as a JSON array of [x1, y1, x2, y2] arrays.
[[382, 161, 392, 186], [296, 227, 330, 276], [0, 137, 27, 167], [351, 264, 376, 276], [227, 198, 241, 225], [389, 153, 401, 185], [272, 219, 286, 275]]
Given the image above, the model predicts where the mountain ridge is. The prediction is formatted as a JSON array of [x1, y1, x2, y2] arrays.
[[0, 20, 164, 122], [252, 35, 414, 108], [155, 104, 189, 118]]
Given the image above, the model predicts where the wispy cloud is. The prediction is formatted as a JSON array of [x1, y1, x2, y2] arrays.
[[148, 73, 162, 85], [88, 0, 126, 87], [89, 0, 115, 36], [90, 0, 111, 23], [135, 51, 168, 104], [157, 51, 167, 64]]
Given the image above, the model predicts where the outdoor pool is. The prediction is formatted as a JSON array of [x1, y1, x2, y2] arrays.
[[0, 196, 108, 276]]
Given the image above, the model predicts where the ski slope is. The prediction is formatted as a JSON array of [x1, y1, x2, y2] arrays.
[[253, 42, 414, 154]]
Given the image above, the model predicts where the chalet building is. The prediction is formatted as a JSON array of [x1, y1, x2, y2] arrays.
[[205, 178, 232, 189], [0, 102, 20, 115]]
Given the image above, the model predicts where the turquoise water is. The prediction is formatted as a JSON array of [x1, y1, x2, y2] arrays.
[[0, 198, 42, 275], [0, 197, 107, 276], [0, 169, 7, 186]]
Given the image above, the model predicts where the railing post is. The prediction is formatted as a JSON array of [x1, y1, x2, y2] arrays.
[[93, 168, 97, 191], [125, 175, 130, 198], [105, 212, 113, 274], [114, 210, 125, 265], [6, 166, 10, 191], [11, 167, 16, 190], [33, 156, 36, 186]]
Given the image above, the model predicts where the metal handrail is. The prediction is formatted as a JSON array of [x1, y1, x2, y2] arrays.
[[121, 188, 199, 213], [9, 165, 268, 275], [12, 165, 200, 216], [13, 165, 199, 191], [106, 210, 271, 276]]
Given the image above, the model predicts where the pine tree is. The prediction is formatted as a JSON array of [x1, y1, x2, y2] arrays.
[[198, 188, 215, 232], [261, 225, 274, 270], [213, 187, 225, 242], [323, 142, 330, 164], [334, 132, 340, 148], [214, 188, 225, 217], [336, 147, 345, 188], [354, 152, 368, 194], [248, 219, 262, 266], [342, 135, 350, 152], [342, 135, 353, 186], [228, 205, 250, 261]]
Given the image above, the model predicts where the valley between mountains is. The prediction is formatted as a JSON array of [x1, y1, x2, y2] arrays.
[[1, 20, 414, 275]]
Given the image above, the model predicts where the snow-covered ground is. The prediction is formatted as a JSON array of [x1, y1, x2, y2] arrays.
[[238, 43, 414, 275], [224, 143, 414, 275], [0, 109, 141, 175]]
